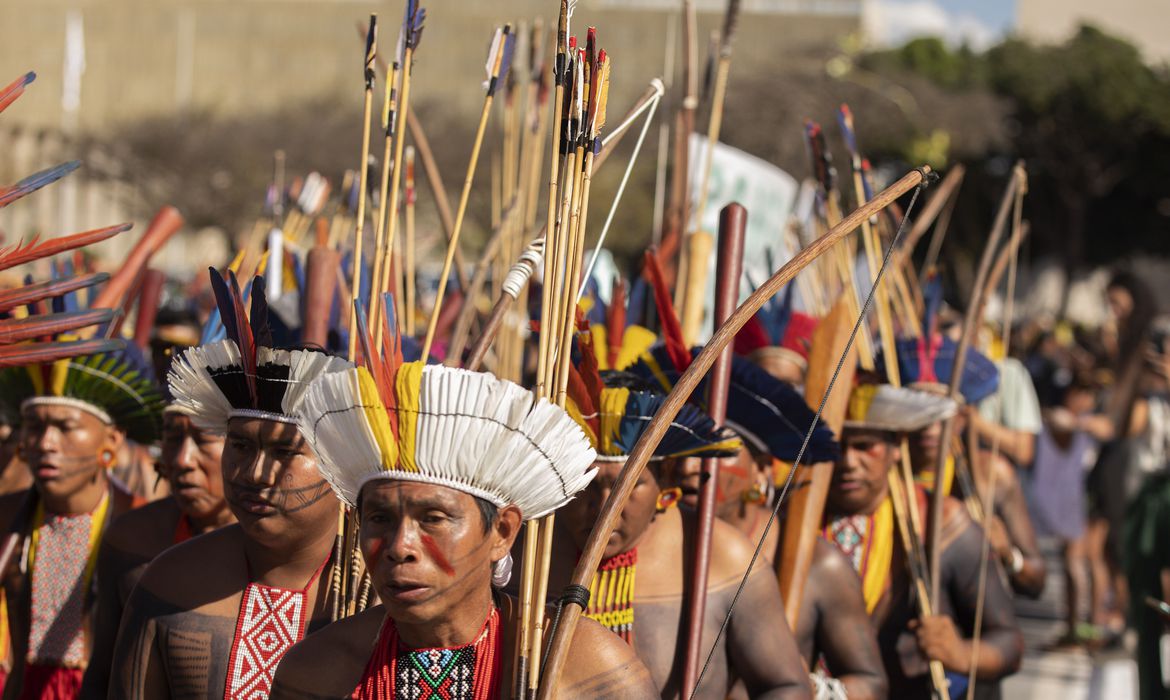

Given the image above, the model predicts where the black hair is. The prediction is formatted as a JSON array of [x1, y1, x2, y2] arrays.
[[474, 495, 499, 534], [600, 370, 661, 392]]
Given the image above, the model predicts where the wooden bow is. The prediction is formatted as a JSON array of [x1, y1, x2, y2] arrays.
[[927, 162, 1026, 610], [537, 166, 933, 698]]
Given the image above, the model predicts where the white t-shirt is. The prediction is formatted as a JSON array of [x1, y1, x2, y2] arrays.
[[978, 356, 1043, 434]]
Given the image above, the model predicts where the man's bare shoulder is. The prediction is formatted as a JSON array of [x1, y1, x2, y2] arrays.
[[272, 604, 385, 698], [811, 536, 858, 579], [135, 524, 244, 605], [557, 616, 657, 699], [104, 497, 181, 557], [708, 515, 765, 584]]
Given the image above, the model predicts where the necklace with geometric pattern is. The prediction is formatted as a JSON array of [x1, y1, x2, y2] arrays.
[[223, 555, 329, 700], [351, 607, 500, 700]]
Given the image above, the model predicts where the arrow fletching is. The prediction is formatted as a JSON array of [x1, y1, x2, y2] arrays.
[[363, 15, 378, 89]]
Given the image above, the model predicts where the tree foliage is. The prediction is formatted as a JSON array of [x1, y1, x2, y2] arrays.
[[863, 26, 1170, 269]]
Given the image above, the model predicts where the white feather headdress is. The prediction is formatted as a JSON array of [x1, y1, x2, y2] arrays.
[[298, 362, 598, 520], [844, 383, 958, 433], [168, 338, 351, 432]]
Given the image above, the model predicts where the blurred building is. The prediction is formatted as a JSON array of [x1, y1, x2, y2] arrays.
[[0, 0, 862, 133], [1017, 0, 1170, 63]]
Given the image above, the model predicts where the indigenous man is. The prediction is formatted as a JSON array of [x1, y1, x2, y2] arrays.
[[0, 344, 164, 699], [657, 366, 886, 699], [549, 354, 812, 699], [824, 382, 1023, 699], [107, 273, 351, 699], [80, 405, 234, 698], [889, 328, 1047, 598], [270, 357, 656, 698]]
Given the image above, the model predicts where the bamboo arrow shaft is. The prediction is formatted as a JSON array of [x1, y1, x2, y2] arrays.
[[420, 94, 495, 360], [537, 166, 932, 698]]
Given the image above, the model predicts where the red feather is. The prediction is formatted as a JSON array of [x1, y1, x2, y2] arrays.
[[0, 223, 130, 272], [0, 272, 108, 313], [643, 249, 691, 372], [576, 328, 605, 413], [228, 272, 257, 404], [0, 309, 113, 345], [0, 338, 123, 370], [607, 277, 627, 368]]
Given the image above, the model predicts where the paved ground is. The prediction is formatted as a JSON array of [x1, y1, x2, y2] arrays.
[[1001, 539, 1138, 699]]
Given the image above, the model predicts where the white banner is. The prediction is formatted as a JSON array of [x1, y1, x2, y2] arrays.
[[686, 134, 799, 340]]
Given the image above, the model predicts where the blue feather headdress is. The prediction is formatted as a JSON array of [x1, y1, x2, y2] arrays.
[[627, 344, 839, 464], [881, 271, 999, 404]]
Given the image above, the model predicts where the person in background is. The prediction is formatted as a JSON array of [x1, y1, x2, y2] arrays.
[[1086, 270, 1159, 647], [1026, 373, 1111, 647]]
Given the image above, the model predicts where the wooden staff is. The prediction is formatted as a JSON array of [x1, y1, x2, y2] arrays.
[[368, 58, 400, 336], [131, 269, 165, 351], [534, 1, 572, 403], [303, 227, 341, 349], [465, 238, 544, 372], [680, 203, 744, 698], [679, 231, 713, 345], [777, 295, 857, 626], [538, 166, 933, 698], [89, 206, 183, 313], [966, 174, 1026, 700], [419, 25, 513, 360], [659, 0, 699, 285], [347, 16, 377, 362], [927, 163, 1024, 611]]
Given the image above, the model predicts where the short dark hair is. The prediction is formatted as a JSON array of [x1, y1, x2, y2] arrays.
[[474, 496, 499, 533]]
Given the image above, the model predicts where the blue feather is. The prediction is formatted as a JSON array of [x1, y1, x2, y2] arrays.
[[0, 161, 81, 207], [628, 344, 839, 463]]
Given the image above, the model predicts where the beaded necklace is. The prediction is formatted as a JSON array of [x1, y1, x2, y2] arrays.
[[583, 548, 638, 644], [351, 607, 501, 700], [223, 555, 330, 700]]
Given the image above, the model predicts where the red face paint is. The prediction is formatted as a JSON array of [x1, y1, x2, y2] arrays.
[[363, 536, 386, 564], [420, 534, 455, 577]]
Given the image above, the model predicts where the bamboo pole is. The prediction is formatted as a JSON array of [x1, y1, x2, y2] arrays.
[[348, 17, 377, 363], [419, 25, 512, 360]]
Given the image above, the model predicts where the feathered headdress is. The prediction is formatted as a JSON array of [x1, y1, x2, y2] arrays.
[[297, 296, 596, 518], [844, 382, 958, 433], [564, 324, 741, 462], [733, 277, 818, 373], [0, 340, 164, 443], [168, 268, 350, 431], [0, 72, 138, 370], [628, 251, 838, 463], [586, 276, 657, 371], [881, 271, 999, 404], [0, 70, 159, 438]]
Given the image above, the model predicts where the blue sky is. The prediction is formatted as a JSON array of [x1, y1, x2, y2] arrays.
[[865, 0, 1018, 49]]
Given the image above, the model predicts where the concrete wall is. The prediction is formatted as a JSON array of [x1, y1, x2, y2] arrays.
[[0, 0, 861, 134], [1017, 0, 1170, 64]]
